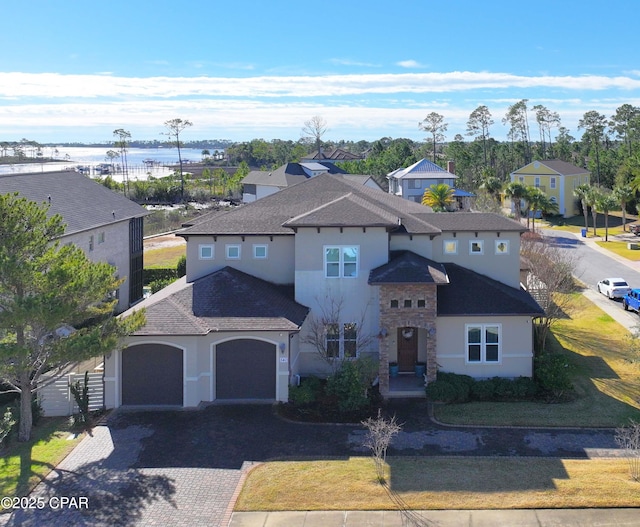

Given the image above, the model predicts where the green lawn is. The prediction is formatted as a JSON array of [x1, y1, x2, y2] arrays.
[[144, 245, 186, 268], [0, 417, 84, 505], [236, 457, 640, 511], [595, 240, 640, 261], [434, 293, 640, 427]]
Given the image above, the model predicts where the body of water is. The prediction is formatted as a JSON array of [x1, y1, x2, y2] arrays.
[[0, 146, 213, 181]]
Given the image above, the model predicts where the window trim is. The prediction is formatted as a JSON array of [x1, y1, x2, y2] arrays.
[[495, 240, 509, 255], [324, 245, 359, 278], [253, 244, 268, 259], [465, 323, 501, 364], [226, 244, 241, 260], [443, 239, 458, 255], [469, 240, 484, 255], [199, 244, 214, 260]]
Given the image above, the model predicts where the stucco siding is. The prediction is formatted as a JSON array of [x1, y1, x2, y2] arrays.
[[435, 315, 534, 378], [388, 233, 434, 259], [185, 234, 295, 283], [62, 220, 132, 311], [430, 231, 521, 288]]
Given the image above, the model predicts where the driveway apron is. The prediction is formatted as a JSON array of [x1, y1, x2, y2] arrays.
[[0, 401, 623, 526]]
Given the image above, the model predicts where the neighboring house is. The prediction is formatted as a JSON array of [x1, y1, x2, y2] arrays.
[[105, 173, 542, 409], [242, 161, 381, 202], [301, 147, 364, 164], [510, 160, 590, 218], [387, 158, 474, 210], [0, 170, 148, 313]]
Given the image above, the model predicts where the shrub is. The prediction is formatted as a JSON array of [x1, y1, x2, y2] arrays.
[[470, 379, 496, 401], [289, 376, 323, 406], [176, 254, 187, 278], [492, 376, 516, 399], [426, 380, 458, 403], [513, 376, 537, 399], [144, 267, 177, 285], [326, 360, 371, 413], [436, 371, 473, 402], [534, 353, 573, 401]]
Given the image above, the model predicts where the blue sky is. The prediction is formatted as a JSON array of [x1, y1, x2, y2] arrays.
[[1, 0, 639, 144]]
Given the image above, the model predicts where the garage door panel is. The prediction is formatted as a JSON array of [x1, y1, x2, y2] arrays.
[[216, 339, 275, 399], [122, 344, 183, 405]]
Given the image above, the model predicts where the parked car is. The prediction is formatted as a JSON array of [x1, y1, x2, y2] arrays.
[[597, 278, 632, 299], [623, 289, 640, 313], [630, 224, 640, 236]]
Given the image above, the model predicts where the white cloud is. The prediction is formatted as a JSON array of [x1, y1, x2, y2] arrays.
[[397, 60, 425, 68]]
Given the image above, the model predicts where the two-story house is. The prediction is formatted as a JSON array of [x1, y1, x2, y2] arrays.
[[510, 160, 590, 218], [0, 170, 148, 313], [387, 158, 474, 209], [105, 173, 542, 408]]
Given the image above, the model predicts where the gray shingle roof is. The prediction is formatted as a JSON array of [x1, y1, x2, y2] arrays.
[[513, 160, 589, 176], [242, 162, 346, 188], [131, 267, 309, 335], [369, 251, 449, 284], [181, 172, 441, 236], [415, 212, 526, 233], [437, 263, 544, 316], [0, 170, 147, 235]]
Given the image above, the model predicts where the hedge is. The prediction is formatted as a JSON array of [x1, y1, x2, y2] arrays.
[[143, 268, 177, 285]]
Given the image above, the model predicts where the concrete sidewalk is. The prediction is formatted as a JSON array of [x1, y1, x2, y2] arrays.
[[229, 508, 640, 526]]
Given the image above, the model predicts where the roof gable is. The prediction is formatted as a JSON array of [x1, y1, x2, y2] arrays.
[[512, 160, 589, 177], [388, 158, 458, 180]]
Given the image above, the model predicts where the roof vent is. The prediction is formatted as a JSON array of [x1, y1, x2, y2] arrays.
[[112, 211, 116, 218]]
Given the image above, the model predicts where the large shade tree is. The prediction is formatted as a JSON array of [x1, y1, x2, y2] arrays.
[[0, 194, 144, 441]]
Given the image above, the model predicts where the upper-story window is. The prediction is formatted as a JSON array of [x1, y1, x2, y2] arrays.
[[408, 179, 421, 189], [253, 244, 268, 259], [98, 232, 105, 244], [495, 240, 509, 255], [199, 244, 214, 260], [89, 235, 94, 251], [226, 244, 241, 260], [550, 177, 556, 189], [443, 240, 458, 255], [470, 240, 484, 254], [535, 177, 541, 188], [325, 246, 358, 278]]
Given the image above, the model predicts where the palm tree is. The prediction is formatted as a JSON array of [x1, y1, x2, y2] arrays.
[[479, 176, 503, 204], [528, 188, 559, 232], [596, 192, 619, 242], [573, 183, 592, 231], [585, 187, 603, 237], [612, 185, 635, 232], [421, 183, 455, 212], [504, 181, 528, 222]]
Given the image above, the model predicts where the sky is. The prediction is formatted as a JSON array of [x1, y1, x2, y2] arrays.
[[1, 0, 639, 145]]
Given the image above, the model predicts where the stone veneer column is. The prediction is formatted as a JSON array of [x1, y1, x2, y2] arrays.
[[377, 283, 438, 397]]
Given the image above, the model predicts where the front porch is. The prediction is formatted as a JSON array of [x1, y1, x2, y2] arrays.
[[388, 373, 426, 398]]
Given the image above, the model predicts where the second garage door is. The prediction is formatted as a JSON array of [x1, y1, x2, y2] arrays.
[[216, 339, 276, 399]]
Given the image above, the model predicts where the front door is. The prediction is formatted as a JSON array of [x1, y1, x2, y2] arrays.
[[397, 327, 418, 372]]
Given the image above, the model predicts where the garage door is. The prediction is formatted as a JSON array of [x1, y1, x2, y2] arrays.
[[122, 344, 183, 405], [216, 339, 276, 399]]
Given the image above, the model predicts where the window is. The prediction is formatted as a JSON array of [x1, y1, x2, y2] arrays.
[[417, 299, 426, 308], [495, 240, 509, 255], [390, 300, 399, 308], [89, 235, 94, 251], [98, 232, 105, 244], [466, 324, 501, 363], [325, 323, 358, 359], [199, 244, 214, 260], [470, 240, 484, 254], [325, 246, 358, 278], [408, 179, 421, 189], [404, 299, 412, 308], [443, 240, 458, 255], [343, 323, 357, 358], [253, 244, 267, 259], [535, 177, 541, 188], [226, 244, 241, 259], [518, 176, 524, 183], [326, 323, 340, 358], [550, 177, 556, 189]]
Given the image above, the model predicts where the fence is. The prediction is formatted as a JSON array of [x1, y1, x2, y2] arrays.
[[38, 372, 104, 417]]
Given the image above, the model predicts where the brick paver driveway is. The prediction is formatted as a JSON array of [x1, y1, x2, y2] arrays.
[[0, 401, 621, 526]]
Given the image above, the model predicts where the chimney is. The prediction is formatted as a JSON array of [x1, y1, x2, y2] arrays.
[[447, 161, 455, 174]]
